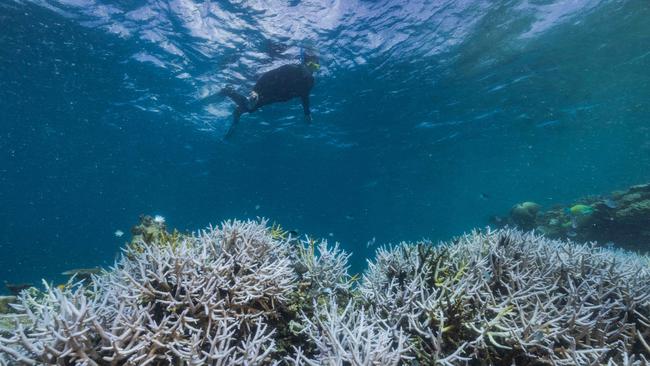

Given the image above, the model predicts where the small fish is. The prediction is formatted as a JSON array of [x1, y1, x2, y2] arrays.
[[479, 192, 490, 200], [568, 204, 593, 216], [328, 232, 334, 237], [4, 283, 32, 296], [567, 229, 577, 237], [604, 242, 615, 250], [61, 268, 102, 282], [366, 237, 376, 248], [153, 215, 165, 224], [114, 229, 124, 237], [255, 204, 260, 210], [61, 268, 102, 277], [345, 215, 354, 220]]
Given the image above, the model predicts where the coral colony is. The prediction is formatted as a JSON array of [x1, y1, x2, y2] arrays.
[[1, 217, 649, 365], [494, 183, 650, 253]]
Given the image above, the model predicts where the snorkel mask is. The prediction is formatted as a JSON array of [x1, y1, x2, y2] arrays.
[[306, 60, 320, 71]]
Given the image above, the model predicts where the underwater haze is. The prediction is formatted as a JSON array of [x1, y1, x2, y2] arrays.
[[1, 0, 649, 289]]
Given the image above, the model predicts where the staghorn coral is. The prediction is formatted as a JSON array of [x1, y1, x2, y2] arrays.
[[0, 219, 338, 365], [360, 228, 650, 365], [276, 233, 358, 359], [292, 236, 355, 298], [286, 300, 410, 366], [1, 219, 649, 365]]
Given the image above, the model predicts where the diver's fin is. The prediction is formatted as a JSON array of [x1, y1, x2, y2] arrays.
[[199, 93, 222, 105], [224, 108, 242, 139], [194, 85, 236, 106]]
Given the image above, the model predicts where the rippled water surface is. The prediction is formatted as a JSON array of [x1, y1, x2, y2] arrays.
[[1, 0, 649, 287]]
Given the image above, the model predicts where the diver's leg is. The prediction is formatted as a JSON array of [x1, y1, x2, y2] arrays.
[[220, 87, 250, 112], [224, 107, 243, 139]]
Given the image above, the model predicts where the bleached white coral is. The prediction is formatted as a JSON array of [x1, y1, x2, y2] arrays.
[[0, 282, 100, 365], [287, 300, 410, 366], [360, 228, 650, 365], [294, 237, 354, 296], [0, 219, 297, 365], [1, 220, 649, 365]]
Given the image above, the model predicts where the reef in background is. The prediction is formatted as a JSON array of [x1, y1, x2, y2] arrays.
[[1, 217, 649, 365], [492, 183, 650, 253]]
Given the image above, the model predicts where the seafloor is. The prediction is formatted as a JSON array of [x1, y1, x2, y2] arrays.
[[1, 209, 649, 365]]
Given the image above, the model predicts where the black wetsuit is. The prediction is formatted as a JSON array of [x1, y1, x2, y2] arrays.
[[222, 64, 314, 114], [223, 64, 314, 115], [221, 63, 314, 137], [253, 64, 314, 114]]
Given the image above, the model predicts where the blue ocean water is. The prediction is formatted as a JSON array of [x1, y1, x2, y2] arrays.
[[1, 0, 649, 291]]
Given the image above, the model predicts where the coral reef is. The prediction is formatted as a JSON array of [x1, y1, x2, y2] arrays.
[[493, 183, 650, 252], [509, 202, 541, 231], [359, 229, 650, 365], [0, 219, 357, 365], [1, 219, 649, 365], [129, 214, 172, 246]]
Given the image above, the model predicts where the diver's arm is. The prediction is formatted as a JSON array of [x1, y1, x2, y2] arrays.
[[301, 94, 311, 123]]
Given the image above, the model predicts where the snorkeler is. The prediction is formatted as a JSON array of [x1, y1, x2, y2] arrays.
[[217, 50, 320, 138]]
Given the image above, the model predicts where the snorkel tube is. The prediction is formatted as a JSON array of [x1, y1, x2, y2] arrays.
[[300, 46, 320, 72]]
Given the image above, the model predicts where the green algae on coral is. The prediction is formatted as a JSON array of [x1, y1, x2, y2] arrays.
[[0, 296, 16, 315], [126, 214, 186, 256], [0, 314, 31, 335]]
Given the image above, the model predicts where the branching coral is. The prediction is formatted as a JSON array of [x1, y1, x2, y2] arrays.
[[286, 300, 410, 366], [0, 219, 306, 365], [1, 220, 649, 365], [293, 236, 354, 297], [360, 228, 650, 365]]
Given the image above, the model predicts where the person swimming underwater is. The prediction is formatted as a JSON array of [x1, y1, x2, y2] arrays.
[[217, 50, 320, 138]]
